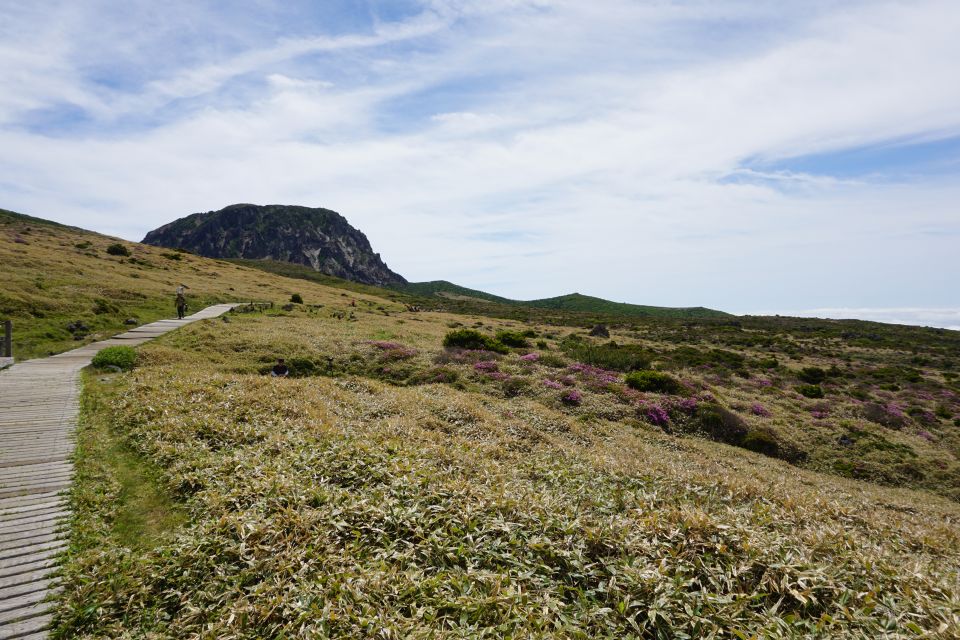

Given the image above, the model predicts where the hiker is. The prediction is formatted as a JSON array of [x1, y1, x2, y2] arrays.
[[271, 358, 289, 377], [175, 284, 189, 319]]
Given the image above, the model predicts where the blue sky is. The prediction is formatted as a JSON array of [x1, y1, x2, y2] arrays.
[[1, 0, 959, 328]]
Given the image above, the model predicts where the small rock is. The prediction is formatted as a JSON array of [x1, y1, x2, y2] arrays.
[[838, 434, 854, 447], [124, 318, 138, 325]]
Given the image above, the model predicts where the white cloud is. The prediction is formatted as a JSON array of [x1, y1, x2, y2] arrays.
[[0, 0, 958, 311]]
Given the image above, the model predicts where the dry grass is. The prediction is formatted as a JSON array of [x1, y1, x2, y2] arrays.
[[56, 311, 960, 638], [0, 211, 397, 359]]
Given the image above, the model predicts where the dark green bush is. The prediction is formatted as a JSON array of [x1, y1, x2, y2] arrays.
[[91, 346, 137, 371], [798, 367, 827, 384], [92, 298, 119, 315], [742, 429, 779, 456], [407, 367, 459, 386], [106, 243, 130, 256], [561, 340, 652, 372], [536, 340, 548, 350], [796, 384, 824, 399], [501, 377, 531, 397], [624, 370, 684, 394], [495, 330, 530, 348], [442, 329, 508, 354], [290, 293, 304, 304], [693, 404, 747, 445]]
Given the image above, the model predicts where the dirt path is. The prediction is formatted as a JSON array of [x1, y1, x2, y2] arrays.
[[0, 304, 236, 639]]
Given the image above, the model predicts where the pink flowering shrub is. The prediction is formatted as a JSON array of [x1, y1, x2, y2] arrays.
[[519, 353, 540, 362], [917, 430, 935, 442], [543, 379, 564, 390], [474, 361, 499, 373], [751, 403, 771, 417], [643, 404, 670, 427], [569, 363, 620, 384], [368, 341, 417, 360], [561, 389, 583, 406]]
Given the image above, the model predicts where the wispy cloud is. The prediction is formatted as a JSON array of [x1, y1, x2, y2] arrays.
[[0, 0, 958, 312]]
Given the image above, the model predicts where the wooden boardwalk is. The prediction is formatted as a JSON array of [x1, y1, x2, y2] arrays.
[[0, 305, 236, 639]]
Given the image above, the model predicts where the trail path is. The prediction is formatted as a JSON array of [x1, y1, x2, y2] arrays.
[[0, 304, 236, 639]]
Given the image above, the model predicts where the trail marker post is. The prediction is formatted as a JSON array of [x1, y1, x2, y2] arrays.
[[2, 320, 10, 358]]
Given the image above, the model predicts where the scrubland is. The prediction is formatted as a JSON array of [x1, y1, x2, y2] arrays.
[[57, 307, 960, 638], [4, 208, 959, 637]]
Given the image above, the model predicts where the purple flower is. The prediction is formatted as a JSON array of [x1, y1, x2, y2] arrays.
[[568, 363, 619, 384], [885, 403, 906, 419], [487, 371, 510, 381], [474, 361, 499, 373], [677, 397, 698, 413], [369, 340, 403, 350], [519, 352, 540, 362], [755, 378, 773, 387], [561, 389, 583, 406], [917, 430, 935, 442], [643, 404, 670, 427], [810, 410, 829, 420], [750, 403, 771, 417], [543, 379, 564, 390]]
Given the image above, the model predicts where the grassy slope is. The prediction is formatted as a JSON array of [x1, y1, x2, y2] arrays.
[[395, 281, 731, 319], [57, 308, 960, 637], [0, 210, 395, 360], [3, 208, 959, 635]]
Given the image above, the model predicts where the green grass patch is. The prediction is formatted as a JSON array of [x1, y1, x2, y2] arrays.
[[91, 345, 137, 371]]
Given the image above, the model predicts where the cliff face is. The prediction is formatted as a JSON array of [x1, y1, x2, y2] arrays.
[[142, 204, 406, 286]]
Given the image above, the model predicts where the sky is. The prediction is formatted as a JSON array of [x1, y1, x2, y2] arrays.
[[1, 0, 958, 329]]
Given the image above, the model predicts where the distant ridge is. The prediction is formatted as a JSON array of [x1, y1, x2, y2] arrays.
[[395, 280, 730, 319], [143, 203, 406, 287]]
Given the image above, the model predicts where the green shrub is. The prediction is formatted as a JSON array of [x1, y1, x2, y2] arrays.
[[538, 353, 568, 368], [742, 429, 780, 457], [624, 370, 684, 394], [442, 329, 508, 354], [501, 376, 531, 397], [290, 293, 304, 304], [561, 340, 652, 372], [693, 404, 747, 445], [798, 367, 827, 384], [536, 340, 548, 349], [407, 367, 459, 386], [93, 297, 119, 315], [495, 330, 530, 348], [91, 346, 137, 371], [796, 384, 824, 399], [106, 243, 130, 256]]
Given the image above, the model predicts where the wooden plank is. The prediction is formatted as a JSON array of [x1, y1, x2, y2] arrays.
[[0, 558, 58, 583], [0, 578, 56, 606], [0, 568, 59, 592], [0, 613, 52, 639], [0, 598, 55, 624]]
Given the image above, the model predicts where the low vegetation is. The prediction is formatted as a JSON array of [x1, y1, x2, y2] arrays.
[[90, 345, 137, 371], [56, 309, 960, 637], [5, 207, 960, 636]]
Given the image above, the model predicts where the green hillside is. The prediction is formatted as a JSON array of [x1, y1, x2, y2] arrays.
[[525, 292, 730, 319], [395, 281, 730, 319], [396, 280, 515, 304]]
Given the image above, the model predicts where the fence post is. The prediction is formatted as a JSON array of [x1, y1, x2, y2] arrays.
[[3, 320, 11, 358]]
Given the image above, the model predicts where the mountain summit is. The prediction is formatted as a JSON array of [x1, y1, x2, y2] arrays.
[[142, 204, 406, 286]]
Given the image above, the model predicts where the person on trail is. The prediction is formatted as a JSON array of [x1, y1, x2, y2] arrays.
[[271, 358, 289, 377], [175, 284, 189, 319]]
